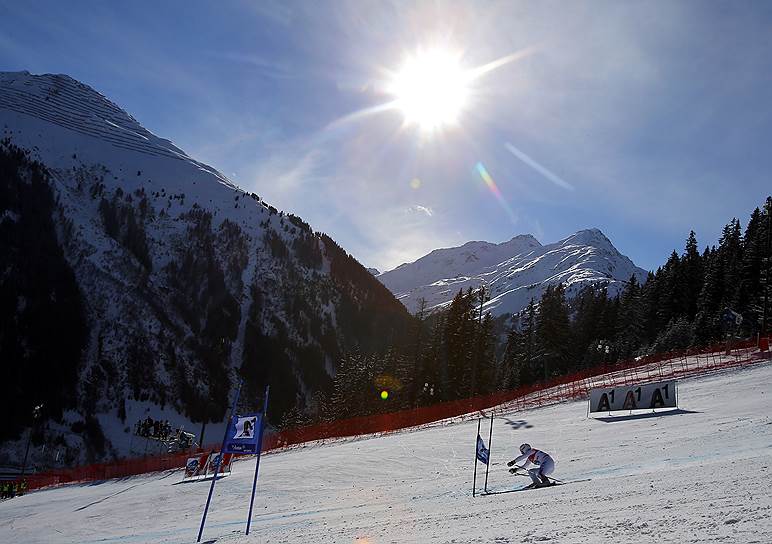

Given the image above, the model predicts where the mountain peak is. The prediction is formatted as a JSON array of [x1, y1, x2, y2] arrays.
[[382, 233, 544, 295], [502, 233, 542, 251], [378, 228, 646, 315], [508, 233, 541, 243], [560, 228, 616, 251]]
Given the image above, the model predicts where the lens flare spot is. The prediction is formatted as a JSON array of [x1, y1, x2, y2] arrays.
[[380, 390, 389, 400], [410, 177, 421, 189], [475, 162, 518, 225]]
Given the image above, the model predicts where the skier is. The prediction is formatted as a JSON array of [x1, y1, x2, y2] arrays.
[[507, 443, 555, 488]]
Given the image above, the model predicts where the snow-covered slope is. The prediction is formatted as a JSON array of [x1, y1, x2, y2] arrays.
[[379, 229, 648, 315], [2, 358, 769, 543], [0, 71, 409, 464], [0, 71, 231, 184]]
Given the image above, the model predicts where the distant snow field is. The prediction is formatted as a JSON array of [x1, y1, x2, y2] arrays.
[[2, 360, 771, 544]]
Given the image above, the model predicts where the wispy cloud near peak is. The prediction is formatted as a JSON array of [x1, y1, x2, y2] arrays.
[[408, 204, 434, 217]]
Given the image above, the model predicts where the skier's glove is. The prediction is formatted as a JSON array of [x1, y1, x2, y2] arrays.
[[507, 460, 516, 467], [508, 467, 519, 474]]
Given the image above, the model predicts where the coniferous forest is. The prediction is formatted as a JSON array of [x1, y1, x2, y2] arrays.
[[311, 197, 772, 427]]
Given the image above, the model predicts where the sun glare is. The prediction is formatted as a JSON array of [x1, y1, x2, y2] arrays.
[[388, 48, 470, 132]]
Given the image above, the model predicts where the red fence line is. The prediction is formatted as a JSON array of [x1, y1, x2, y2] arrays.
[[24, 338, 770, 491]]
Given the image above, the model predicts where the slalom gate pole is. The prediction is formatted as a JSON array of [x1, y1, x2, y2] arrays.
[[472, 418, 481, 497], [245, 385, 270, 536], [483, 412, 494, 493], [197, 380, 243, 543]]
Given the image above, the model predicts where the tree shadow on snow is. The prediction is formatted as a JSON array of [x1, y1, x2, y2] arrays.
[[592, 408, 701, 423]]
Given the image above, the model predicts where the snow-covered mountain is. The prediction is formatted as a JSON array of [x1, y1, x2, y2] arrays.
[[0, 71, 410, 463], [378, 229, 648, 316]]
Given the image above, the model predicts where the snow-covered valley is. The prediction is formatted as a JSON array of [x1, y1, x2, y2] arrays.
[[2, 357, 770, 543]]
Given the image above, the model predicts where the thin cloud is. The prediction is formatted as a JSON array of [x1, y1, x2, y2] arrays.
[[246, 144, 329, 207], [407, 205, 434, 217], [209, 51, 299, 80], [244, 0, 296, 26]]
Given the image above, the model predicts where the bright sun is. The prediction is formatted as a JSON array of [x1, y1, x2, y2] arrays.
[[388, 48, 470, 132]]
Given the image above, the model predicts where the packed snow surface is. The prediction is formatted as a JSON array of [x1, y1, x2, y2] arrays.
[[2, 360, 771, 543]]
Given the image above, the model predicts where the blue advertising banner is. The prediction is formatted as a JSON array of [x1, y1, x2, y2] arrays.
[[223, 414, 262, 454]]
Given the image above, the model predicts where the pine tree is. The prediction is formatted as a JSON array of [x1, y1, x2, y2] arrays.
[[329, 351, 356, 420], [475, 312, 497, 394], [740, 207, 763, 326], [519, 299, 540, 383], [654, 315, 696, 351], [471, 286, 495, 396], [502, 325, 521, 389], [760, 198, 772, 336], [504, 299, 541, 386], [657, 251, 682, 328], [719, 219, 743, 311], [616, 275, 645, 358], [740, 200, 772, 335], [682, 231, 703, 318], [535, 284, 572, 378], [444, 288, 477, 398], [408, 297, 429, 403], [418, 312, 445, 403], [639, 271, 659, 347], [696, 246, 722, 342], [570, 285, 611, 367], [569, 286, 594, 365]]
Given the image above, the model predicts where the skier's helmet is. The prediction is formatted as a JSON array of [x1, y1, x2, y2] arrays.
[[519, 443, 531, 454]]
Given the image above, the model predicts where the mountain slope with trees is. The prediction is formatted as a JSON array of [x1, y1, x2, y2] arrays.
[[0, 71, 413, 465]]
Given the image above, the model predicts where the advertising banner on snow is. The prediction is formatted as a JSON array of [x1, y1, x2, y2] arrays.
[[184, 452, 233, 479], [589, 379, 678, 413], [223, 414, 262, 454], [185, 453, 210, 478]]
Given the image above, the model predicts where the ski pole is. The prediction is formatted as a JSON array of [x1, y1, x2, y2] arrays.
[[509, 466, 530, 477]]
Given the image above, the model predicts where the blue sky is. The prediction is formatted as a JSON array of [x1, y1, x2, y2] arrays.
[[2, 1, 771, 272]]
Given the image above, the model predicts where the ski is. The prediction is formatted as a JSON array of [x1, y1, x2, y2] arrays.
[[480, 478, 592, 496]]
